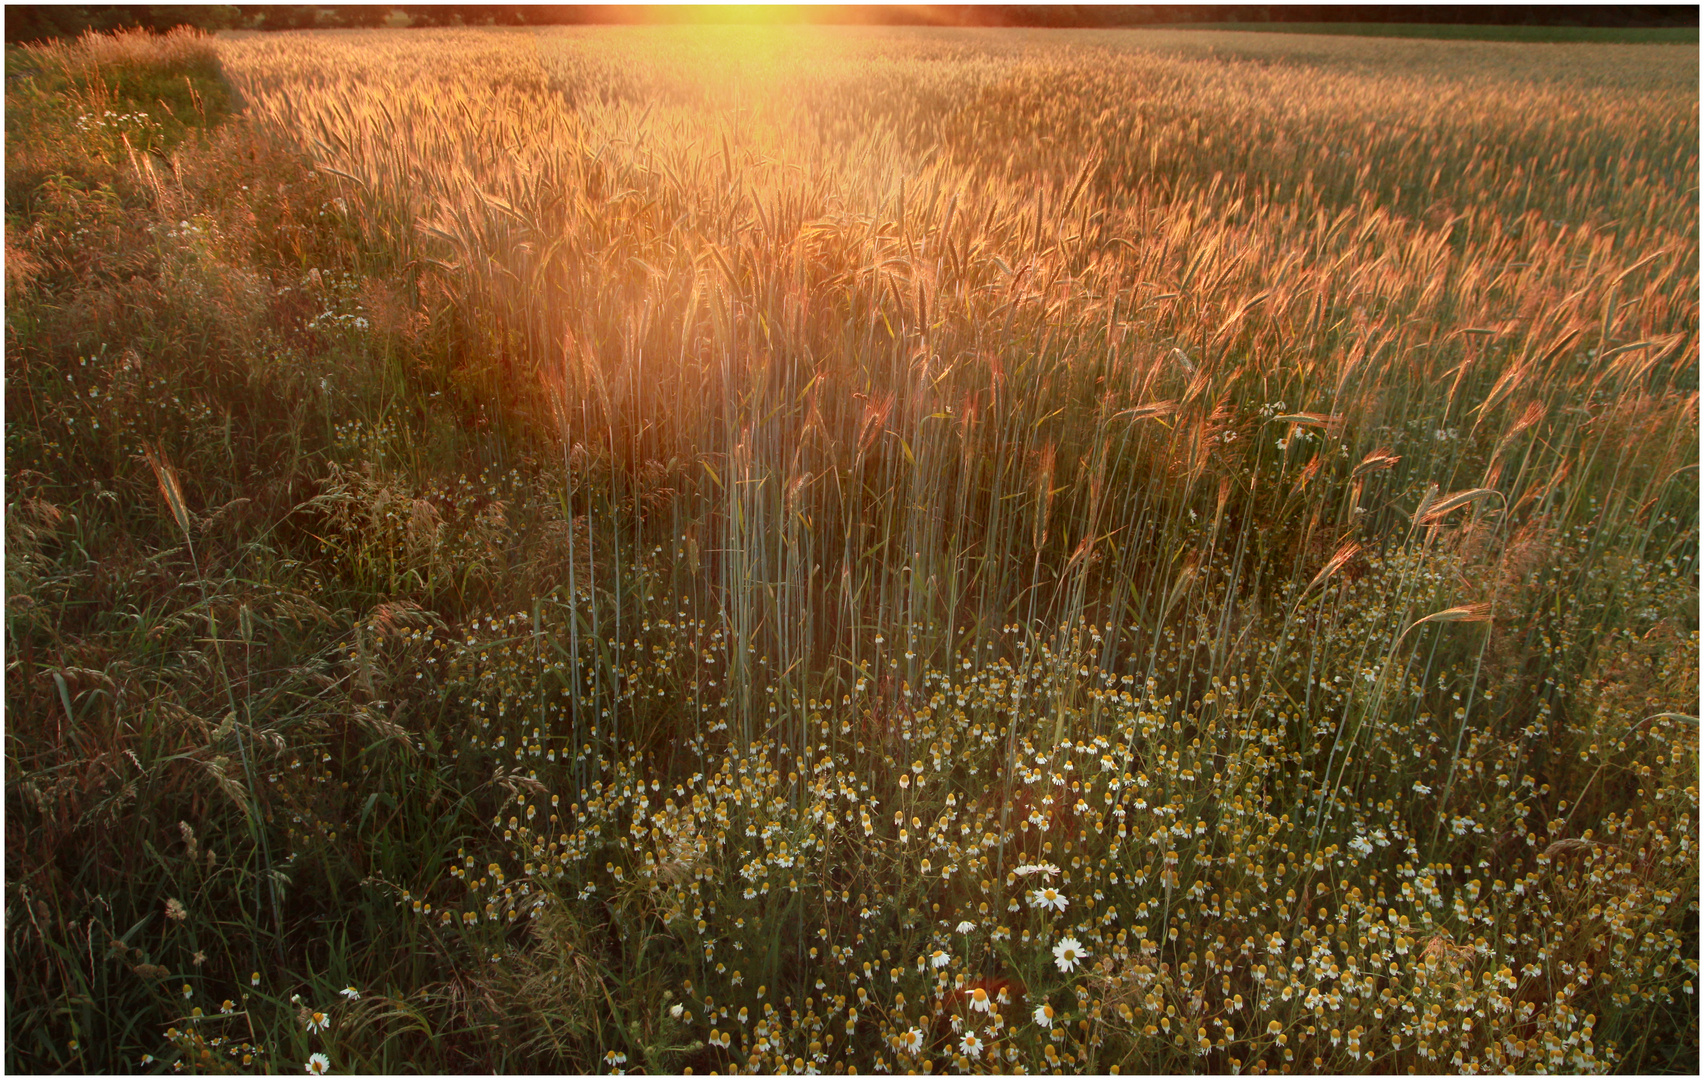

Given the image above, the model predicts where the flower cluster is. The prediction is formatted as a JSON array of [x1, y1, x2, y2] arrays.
[[411, 542, 1695, 1073]]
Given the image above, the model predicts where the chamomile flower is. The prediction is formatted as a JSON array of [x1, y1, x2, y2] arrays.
[[898, 1027, 924, 1055], [305, 1053, 330, 1075], [959, 1032, 983, 1060], [930, 948, 950, 969], [339, 985, 359, 1001], [1034, 1002, 1056, 1028], [304, 1010, 330, 1034], [1052, 937, 1089, 973], [968, 986, 992, 1013], [1029, 886, 1068, 912]]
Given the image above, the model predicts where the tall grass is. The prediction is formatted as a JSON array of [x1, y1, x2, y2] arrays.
[[7, 24, 1698, 1074]]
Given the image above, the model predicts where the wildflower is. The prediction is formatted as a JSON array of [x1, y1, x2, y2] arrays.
[[305, 1053, 330, 1075], [604, 1050, 627, 1069], [305, 1010, 330, 1034], [960, 1032, 983, 1060], [251, 972, 261, 987], [930, 949, 950, 969], [968, 986, 992, 1013], [339, 985, 359, 1001], [192, 951, 207, 966], [165, 898, 187, 922], [220, 1000, 235, 1015], [1052, 937, 1089, 973], [1034, 1002, 1055, 1028], [669, 1003, 685, 1020], [898, 1027, 924, 1055], [956, 920, 977, 933], [1029, 887, 1069, 912], [182, 983, 194, 999]]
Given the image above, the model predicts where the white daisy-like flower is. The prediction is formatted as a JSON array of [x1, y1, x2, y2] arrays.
[[898, 1027, 924, 1055], [1014, 862, 1060, 879], [956, 920, 977, 933], [339, 985, 360, 1001], [930, 949, 950, 969], [304, 1010, 331, 1034], [1029, 886, 1069, 912], [305, 1053, 330, 1075], [1052, 937, 1089, 973], [1034, 1002, 1055, 1028], [968, 986, 992, 1013], [960, 1032, 983, 1060]]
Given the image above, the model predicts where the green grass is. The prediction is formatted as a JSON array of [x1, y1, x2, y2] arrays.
[[6, 24, 1698, 1076]]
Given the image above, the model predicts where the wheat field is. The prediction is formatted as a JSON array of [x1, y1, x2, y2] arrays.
[[5, 24, 1698, 1074]]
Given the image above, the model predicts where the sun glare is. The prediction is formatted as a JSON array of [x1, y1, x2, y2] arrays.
[[642, 5, 818, 26]]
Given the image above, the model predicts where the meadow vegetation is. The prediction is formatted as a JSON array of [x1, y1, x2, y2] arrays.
[[5, 24, 1698, 1074]]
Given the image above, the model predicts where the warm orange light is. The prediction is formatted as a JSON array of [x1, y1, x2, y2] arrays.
[[624, 5, 957, 27], [637, 5, 811, 25]]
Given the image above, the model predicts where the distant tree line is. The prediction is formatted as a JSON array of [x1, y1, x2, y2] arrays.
[[6, 4, 1696, 44], [953, 5, 1698, 28], [4, 6, 382, 41]]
